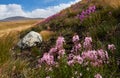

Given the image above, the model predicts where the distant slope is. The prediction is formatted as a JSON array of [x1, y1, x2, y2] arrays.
[[1, 16, 44, 21], [0, 19, 43, 37]]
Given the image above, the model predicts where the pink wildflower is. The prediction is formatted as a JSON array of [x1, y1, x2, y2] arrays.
[[71, 43, 82, 54], [85, 37, 92, 43], [72, 34, 79, 43], [75, 43, 82, 51], [68, 55, 83, 66], [76, 5, 96, 21], [91, 61, 99, 67], [82, 50, 97, 61], [39, 53, 55, 65], [56, 36, 65, 50], [105, 51, 109, 59], [83, 37, 92, 50], [67, 60, 74, 66], [81, 10, 87, 15], [68, 53, 75, 60], [97, 49, 106, 59], [49, 47, 57, 55], [58, 49, 65, 56], [71, 33, 81, 54], [73, 55, 83, 64], [94, 73, 102, 78], [46, 76, 50, 78], [108, 44, 116, 51], [85, 50, 97, 61], [81, 51, 89, 59], [97, 49, 109, 60]]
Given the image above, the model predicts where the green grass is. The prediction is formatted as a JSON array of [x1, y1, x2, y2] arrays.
[[0, 33, 18, 64]]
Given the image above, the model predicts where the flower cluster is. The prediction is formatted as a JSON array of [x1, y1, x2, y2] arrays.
[[67, 55, 83, 66], [68, 36, 109, 67], [37, 33, 116, 78], [38, 53, 55, 65], [38, 33, 115, 68], [55, 36, 65, 50], [38, 35, 65, 66], [71, 33, 82, 54], [77, 5, 96, 21], [83, 37, 92, 50], [82, 49, 109, 67]]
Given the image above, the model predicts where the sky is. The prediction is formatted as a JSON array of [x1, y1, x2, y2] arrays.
[[0, 0, 81, 20]]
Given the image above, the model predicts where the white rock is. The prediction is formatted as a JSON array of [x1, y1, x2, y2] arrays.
[[17, 31, 42, 49]]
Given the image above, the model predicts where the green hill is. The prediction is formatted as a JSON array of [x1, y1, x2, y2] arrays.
[[30, 0, 120, 55]]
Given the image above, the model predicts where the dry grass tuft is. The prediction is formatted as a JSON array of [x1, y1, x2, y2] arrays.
[[100, 0, 120, 8], [40, 30, 54, 41]]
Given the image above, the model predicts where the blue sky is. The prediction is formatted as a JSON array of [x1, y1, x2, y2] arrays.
[[0, 0, 75, 11], [0, 0, 80, 19]]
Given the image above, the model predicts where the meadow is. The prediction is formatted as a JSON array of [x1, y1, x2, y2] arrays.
[[0, 19, 43, 37], [0, 20, 40, 30], [0, 0, 120, 78]]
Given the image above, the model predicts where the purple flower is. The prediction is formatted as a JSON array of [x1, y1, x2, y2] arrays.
[[39, 53, 55, 65], [86, 9, 92, 15], [83, 37, 92, 50], [56, 36, 65, 50], [58, 49, 65, 56], [67, 55, 83, 65], [49, 47, 57, 55], [81, 10, 87, 15], [108, 44, 116, 51], [97, 49, 109, 60], [72, 34, 80, 43], [73, 55, 83, 64], [67, 60, 74, 66], [79, 14, 85, 21], [76, 5, 96, 22], [68, 53, 75, 60], [71, 34, 81, 54]]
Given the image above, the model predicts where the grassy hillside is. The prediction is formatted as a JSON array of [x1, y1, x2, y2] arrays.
[[0, 20, 41, 30], [0, 19, 43, 37], [0, 0, 120, 78], [32, 0, 120, 55]]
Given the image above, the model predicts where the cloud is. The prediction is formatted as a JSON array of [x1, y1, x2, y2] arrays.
[[0, 4, 27, 19], [0, 0, 81, 20]]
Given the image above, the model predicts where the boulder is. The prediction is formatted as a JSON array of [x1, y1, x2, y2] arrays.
[[17, 31, 42, 49]]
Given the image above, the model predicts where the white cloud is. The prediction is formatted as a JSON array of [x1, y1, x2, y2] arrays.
[[0, 4, 27, 19], [0, 0, 81, 20]]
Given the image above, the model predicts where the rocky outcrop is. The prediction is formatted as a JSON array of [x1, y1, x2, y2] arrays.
[[17, 31, 42, 49]]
